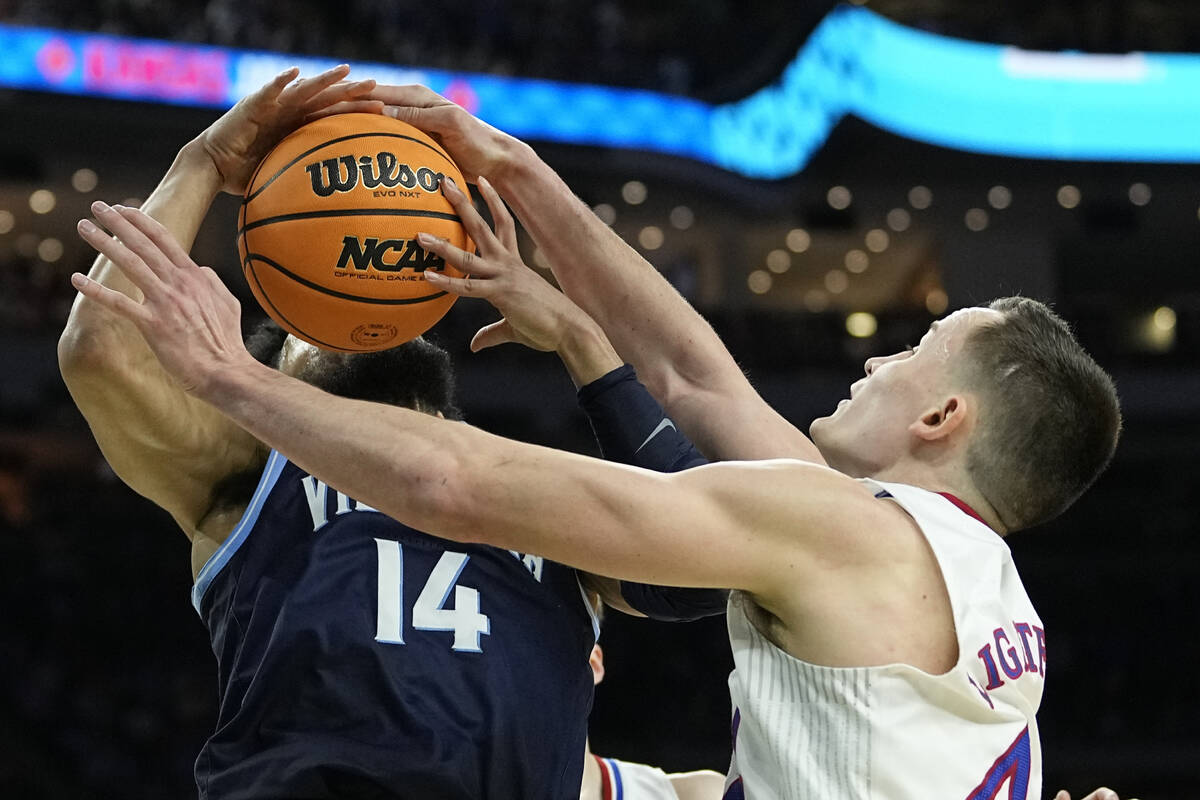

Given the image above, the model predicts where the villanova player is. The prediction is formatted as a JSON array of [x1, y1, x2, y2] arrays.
[[72, 81, 1127, 800], [60, 70, 724, 799]]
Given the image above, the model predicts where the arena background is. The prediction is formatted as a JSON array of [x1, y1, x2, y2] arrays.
[[1, 1, 1198, 797]]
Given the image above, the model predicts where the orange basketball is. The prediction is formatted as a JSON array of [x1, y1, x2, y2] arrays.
[[238, 113, 471, 352]]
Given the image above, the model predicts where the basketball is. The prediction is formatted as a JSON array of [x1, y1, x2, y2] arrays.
[[238, 113, 472, 352]]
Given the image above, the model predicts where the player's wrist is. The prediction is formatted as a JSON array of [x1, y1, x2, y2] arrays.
[[174, 139, 224, 198], [195, 354, 279, 413], [558, 318, 623, 387], [487, 137, 538, 196]]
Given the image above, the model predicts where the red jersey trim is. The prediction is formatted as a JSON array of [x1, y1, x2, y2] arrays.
[[937, 492, 991, 529], [595, 754, 614, 800]]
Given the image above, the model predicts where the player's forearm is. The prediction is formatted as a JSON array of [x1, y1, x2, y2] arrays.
[[61, 140, 222, 354], [200, 358, 714, 587], [492, 147, 737, 411]]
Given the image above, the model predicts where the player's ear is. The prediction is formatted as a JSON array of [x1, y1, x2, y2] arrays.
[[909, 393, 970, 442], [588, 644, 605, 686]]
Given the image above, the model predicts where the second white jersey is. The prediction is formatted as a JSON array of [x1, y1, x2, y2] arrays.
[[724, 480, 1045, 800], [595, 756, 679, 800]]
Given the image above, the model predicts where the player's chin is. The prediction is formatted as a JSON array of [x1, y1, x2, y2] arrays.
[[808, 414, 833, 443]]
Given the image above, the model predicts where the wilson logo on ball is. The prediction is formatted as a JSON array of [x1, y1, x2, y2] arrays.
[[305, 153, 446, 197], [335, 236, 446, 273]]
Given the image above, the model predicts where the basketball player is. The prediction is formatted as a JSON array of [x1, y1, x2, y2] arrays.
[[70, 93, 1121, 800], [59, 69, 724, 799], [370, 86, 1126, 800], [423, 176, 1132, 800]]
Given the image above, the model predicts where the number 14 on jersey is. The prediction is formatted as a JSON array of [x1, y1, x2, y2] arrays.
[[374, 538, 491, 652]]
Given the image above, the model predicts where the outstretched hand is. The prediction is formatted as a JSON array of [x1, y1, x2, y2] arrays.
[[416, 176, 597, 356], [315, 84, 516, 183], [201, 65, 382, 195], [72, 202, 256, 397]]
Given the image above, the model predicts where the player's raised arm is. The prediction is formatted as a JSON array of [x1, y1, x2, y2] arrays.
[[58, 139, 249, 535], [354, 85, 823, 464], [58, 66, 380, 539]]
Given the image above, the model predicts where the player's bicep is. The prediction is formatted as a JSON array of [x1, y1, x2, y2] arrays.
[[562, 459, 879, 602], [62, 349, 257, 530]]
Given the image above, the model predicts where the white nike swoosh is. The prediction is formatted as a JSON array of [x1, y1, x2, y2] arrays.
[[635, 417, 677, 453]]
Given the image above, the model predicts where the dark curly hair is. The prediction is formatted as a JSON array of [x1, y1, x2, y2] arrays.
[[244, 319, 462, 421]]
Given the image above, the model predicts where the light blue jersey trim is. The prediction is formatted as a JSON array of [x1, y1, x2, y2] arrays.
[[191, 449, 288, 615], [576, 574, 601, 642]]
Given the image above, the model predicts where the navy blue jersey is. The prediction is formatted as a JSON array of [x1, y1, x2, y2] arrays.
[[578, 364, 727, 622], [192, 451, 598, 800]]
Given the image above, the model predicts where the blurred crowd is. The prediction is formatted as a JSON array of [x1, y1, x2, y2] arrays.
[[0, 0, 815, 97]]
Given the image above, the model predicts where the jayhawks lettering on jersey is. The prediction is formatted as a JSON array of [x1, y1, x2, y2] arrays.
[[723, 480, 1044, 800], [192, 451, 598, 800]]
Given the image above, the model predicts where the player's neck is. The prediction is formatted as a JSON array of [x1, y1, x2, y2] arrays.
[[580, 742, 602, 800], [871, 462, 1007, 535]]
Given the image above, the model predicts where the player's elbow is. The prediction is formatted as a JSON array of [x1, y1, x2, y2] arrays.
[[58, 309, 145, 391], [57, 320, 106, 380]]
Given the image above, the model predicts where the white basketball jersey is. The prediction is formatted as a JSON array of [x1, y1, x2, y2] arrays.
[[724, 480, 1044, 800], [595, 756, 679, 800]]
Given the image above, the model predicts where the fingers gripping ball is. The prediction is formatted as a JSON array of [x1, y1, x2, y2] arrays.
[[238, 113, 472, 351]]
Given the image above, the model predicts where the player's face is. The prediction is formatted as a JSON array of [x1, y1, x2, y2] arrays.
[[809, 307, 1002, 476]]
